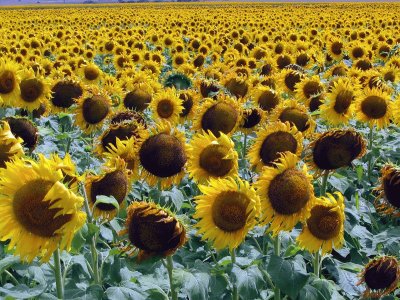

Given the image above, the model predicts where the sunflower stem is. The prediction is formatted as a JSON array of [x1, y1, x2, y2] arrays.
[[230, 248, 239, 300], [313, 250, 321, 278], [368, 125, 374, 150], [242, 133, 247, 159], [81, 183, 100, 285], [273, 235, 281, 300], [53, 249, 64, 300], [320, 172, 329, 196], [4, 270, 19, 286], [166, 255, 178, 300], [367, 125, 374, 180], [90, 235, 101, 285]]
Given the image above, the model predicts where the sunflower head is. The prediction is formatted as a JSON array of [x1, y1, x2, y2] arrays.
[[187, 131, 238, 183], [5, 117, 38, 150], [123, 84, 153, 112], [374, 164, 400, 217], [50, 79, 83, 111], [358, 256, 400, 299], [248, 121, 303, 171], [0, 121, 24, 168], [97, 120, 145, 155], [255, 152, 315, 235], [355, 88, 392, 129], [307, 129, 366, 173], [0, 59, 20, 105], [223, 72, 249, 99], [251, 85, 281, 112], [239, 107, 264, 133], [195, 96, 240, 137], [194, 177, 260, 250], [150, 88, 183, 125], [270, 100, 315, 137], [139, 123, 187, 188], [110, 110, 147, 128], [0, 156, 86, 262], [164, 73, 192, 91], [320, 78, 358, 126], [75, 86, 112, 134], [86, 159, 130, 220], [122, 201, 186, 262], [297, 192, 345, 254]]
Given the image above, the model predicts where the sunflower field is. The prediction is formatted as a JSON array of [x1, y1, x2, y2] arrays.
[[0, 2, 399, 299]]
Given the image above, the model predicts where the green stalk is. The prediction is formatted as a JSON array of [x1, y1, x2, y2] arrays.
[[313, 250, 321, 278], [242, 133, 247, 159], [4, 270, 19, 286], [320, 171, 329, 196], [368, 125, 374, 150], [53, 249, 64, 299], [81, 184, 100, 285], [367, 125, 375, 180], [230, 248, 239, 300], [90, 236, 100, 285], [273, 235, 281, 300], [166, 255, 178, 300]]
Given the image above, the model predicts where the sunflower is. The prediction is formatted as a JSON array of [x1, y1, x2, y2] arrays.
[[297, 192, 345, 254], [122, 83, 153, 112], [270, 99, 316, 137], [306, 129, 366, 174], [374, 164, 400, 217], [196, 78, 220, 98], [78, 62, 103, 85], [391, 94, 400, 126], [50, 78, 83, 112], [187, 131, 238, 184], [324, 62, 348, 79], [120, 201, 186, 262], [15, 68, 51, 112], [194, 177, 260, 250], [74, 86, 112, 134], [239, 107, 266, 134], [0, 121, 24, 168], [255, 152, 315, 235], [178, 89, 198, 120], [97, 120, 146, 155], [85, 159, 130, 220], [278, 68, 305, 93], [320, 78, 359, 125], [248, 121, 303, 171], [0, 59, 20, 106], [295, 75, 324, 104], [358, 256, 400, 299], [355, 88, 393, 129], [379, 65, 400, 84], [251, 85, 281, 113], [327, 38, 344, 61], [150, 88, 183, 126], [0, 156, 86, 262], [139, 123, 187, 189], [48, 153, 81, 193], [194, 96, 241, 137], [104, 137, 139, 180], [5, 117, 38, 150]]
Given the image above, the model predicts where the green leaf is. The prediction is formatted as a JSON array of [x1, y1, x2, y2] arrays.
[[105, 286, 145, 300], [173, 269, 210, 300], [0, 284, 47, 299], [267, 255, 309, 299], [0, 256, 20, 273], [71, 227, 86, 253], [297, 284, 320, 300], [94, 195, 119, 211], [231, 264, 264, 299]]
